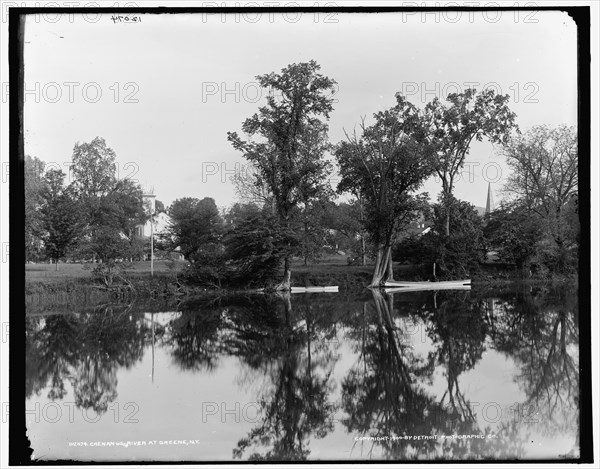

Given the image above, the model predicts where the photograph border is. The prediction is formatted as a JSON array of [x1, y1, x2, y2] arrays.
[[8, 4, 593, 465]]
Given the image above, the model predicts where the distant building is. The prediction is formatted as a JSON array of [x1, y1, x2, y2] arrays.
[[404, 211, 432, 237], [483, 183, 499, 262], [134, 192, 184, 261], [485, 182, 495, 215]]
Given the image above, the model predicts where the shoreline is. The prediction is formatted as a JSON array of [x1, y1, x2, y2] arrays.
[[25, 264, 578, 312]]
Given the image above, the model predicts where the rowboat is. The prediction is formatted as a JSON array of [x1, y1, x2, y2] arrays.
[[383, 279, 471, 292], [290, 286, 339, 293], [384, 279, 470, 287], [384, 285, 471, 293]]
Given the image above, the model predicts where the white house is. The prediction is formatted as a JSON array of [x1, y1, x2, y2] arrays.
[[134, 193, 184, 261]]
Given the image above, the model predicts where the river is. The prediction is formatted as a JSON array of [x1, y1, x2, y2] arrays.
[[25, 283, 579, 461]]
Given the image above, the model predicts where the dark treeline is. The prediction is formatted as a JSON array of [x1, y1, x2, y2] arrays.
[[25, 61, 579, 290]]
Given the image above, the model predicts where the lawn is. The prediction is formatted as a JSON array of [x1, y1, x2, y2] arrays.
[[25, 260, 179, 281], [25, 254, 404, 283]]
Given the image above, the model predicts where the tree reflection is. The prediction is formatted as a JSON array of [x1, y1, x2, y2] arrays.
[[417, 291, 488, 426], [26, 304, 151, 414], [229, 293, 341, 460], [26, 284, 580, 461], [166, 293, 343, 460], [489, 284, 579, 451], [340, 289, 532, 460], [162, 297, 229, 372]]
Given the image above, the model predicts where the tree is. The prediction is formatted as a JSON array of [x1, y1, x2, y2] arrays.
[[71, 136, 117, 201], [321, 200, 367, 264], [425, 89, 518, 236], [228, 60, 337, 290], [69, 137, 147, 262], [155, 199, 166, 213], [483, 202, 544, 275], [83, 226, 138, 286], [224, 202, 263, 228], [294, 196, 332, 266], [39, 169, 82, 270], [25, 155, 47, 262], [335, 94, 434, 286], [225, 207, 292, 287], [502, 125, 578, 272], [429, 197, 485, 278], [231, 163, 274, 211], [395, 196, 485, 279], [167, 197, 226, 286]]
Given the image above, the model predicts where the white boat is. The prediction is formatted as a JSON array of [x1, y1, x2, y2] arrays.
[[383, 279, 471, 291], [290, 286, 339, 293], [384, 284, 471, 293]]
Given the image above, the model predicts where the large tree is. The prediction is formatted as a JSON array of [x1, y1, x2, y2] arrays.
[[25, 155, 47, 262], [69, 137, 147, 262], [335, 94, 434, 287], [166, 197, 226, 286], [224, 203, 288, 286], [227, 60, 337, 290], [71, 136, 117, 201], [425, 89, 518, 236], [501, 125, 578, 272], [167, 197, 224, 259], [39, 169, 83, 270]]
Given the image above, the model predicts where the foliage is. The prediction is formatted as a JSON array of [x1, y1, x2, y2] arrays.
[[85, 225, 136, 262], [228, 60, 337, 287], [395, 196, 484, 279], [71, 136, 118, 200], [293, 197, 332, 266], [155, 199, 166, 213], [483, 202, 545, 273], [25, 155, 47, 262], [39, 169, 83, 268], [320, 199, 368, 263], [89, 260, 134, 288], [231, 162, 274, 209], [167, 197, 226, 286], [425, 89, 518, 235], [76, 225, 140, 286], [68, 137, 147, 262], [335, 93, 435, 285], [93, 178, 147, 234], [502, 125, 578, 273], [225, 206, 294, 287]]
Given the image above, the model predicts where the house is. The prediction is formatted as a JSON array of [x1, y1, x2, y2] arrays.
[[134, 192, 185, 261]]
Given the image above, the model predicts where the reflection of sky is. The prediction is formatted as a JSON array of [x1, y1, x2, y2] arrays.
[[27, 308, 578, 461]]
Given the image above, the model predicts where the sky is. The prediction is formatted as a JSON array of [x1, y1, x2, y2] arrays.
[[22, 9, 578, 210]]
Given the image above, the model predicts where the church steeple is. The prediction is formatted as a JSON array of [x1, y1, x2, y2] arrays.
[[485, 182, 495, 215]]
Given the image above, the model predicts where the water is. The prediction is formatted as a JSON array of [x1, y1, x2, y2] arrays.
[[25, 284, 580, 461]]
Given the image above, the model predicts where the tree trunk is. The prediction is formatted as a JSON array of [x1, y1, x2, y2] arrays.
[[445, 211, 450, 237], [276, 256, 292, 291], [384, 248, 394, 283], [303, 221, 309, 266], [370, 244, 391, 288], [55, 259, 59, 271], [360, 234, 366, 266], [369, 246, 385, 287]]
